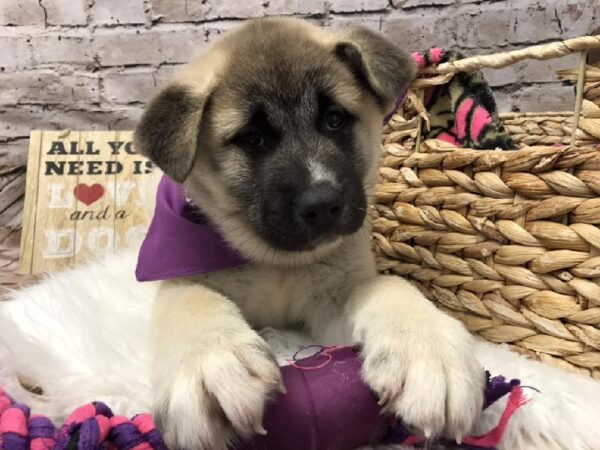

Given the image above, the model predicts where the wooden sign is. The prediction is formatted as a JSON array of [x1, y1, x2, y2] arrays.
[[19, 130, 161, 275]]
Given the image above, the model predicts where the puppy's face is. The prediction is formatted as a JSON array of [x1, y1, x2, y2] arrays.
[[135, 18, 415, 264]]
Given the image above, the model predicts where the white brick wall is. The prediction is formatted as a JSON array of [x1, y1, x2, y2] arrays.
[[0, 0, 599, 226], [0, 71, 99, 105], [0, 0, 45, 25], [91, 0, 146, 25], [42, 0, 87, 26]]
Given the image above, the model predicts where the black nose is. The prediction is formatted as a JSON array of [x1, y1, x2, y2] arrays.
[[297, 184, 343, 229]]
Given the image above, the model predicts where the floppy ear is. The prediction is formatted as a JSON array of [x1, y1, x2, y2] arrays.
[[334, 27, 416, 111], [133, 84, 207, 182]]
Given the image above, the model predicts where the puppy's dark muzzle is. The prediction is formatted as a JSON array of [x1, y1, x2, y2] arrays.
[[256, 176, 366, 252], [296, 183, 344, 232]]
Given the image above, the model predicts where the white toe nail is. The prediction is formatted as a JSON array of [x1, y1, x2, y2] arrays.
[[254, 424, 268, 435]]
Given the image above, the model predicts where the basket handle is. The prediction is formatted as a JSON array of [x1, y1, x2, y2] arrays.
[[571, 50, 589, 147], [425, 35, 600, 75]]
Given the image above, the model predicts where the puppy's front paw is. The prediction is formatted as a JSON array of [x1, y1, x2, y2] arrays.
[[153, 331, 283, 450], [361, 315, 485, 441]]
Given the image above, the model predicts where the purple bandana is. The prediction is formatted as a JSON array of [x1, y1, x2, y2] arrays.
[[135, 176, 246, 282]]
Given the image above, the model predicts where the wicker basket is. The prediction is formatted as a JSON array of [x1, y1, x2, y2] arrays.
[[374, 35, 600, 377]]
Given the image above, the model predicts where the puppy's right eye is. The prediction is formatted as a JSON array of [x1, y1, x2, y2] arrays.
[[325, 107, 346, 130], [233, 129, 264, 148]]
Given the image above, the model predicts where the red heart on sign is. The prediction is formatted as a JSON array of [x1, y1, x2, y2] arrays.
[[73, 183, 104, 206]]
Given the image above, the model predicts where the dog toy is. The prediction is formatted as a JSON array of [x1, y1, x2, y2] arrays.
[[407, 48, 515, 150], [0, 346, 527, 450], [238, 346, 526, 450], [0, 392, 165, 450]]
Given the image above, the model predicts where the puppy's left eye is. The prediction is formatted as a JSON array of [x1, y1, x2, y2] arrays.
[[232, 129, 264, 148], [325, 107, 346, 131]]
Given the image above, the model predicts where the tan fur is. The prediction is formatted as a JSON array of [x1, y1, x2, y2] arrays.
[[140, 17, 484, 450]]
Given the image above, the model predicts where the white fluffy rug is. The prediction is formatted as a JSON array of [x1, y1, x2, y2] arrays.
[[1, 250, 600, 450]]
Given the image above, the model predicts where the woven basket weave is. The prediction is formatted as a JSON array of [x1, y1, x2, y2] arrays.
[[374, 35, 600, 377]]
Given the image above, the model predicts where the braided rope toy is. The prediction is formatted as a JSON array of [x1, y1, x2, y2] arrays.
[[0, 387, 166, 450], [0, 346, 528, 450]]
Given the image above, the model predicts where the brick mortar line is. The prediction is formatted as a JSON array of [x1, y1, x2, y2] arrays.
[[0, 9, 391, 31], [394, 0, 508, 11]]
